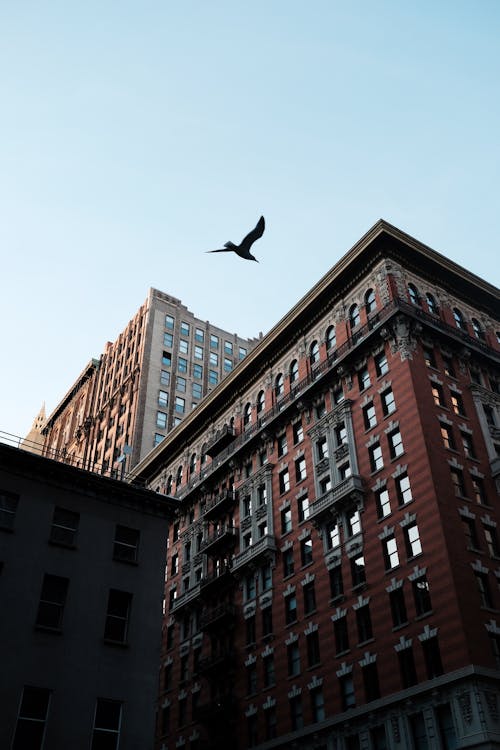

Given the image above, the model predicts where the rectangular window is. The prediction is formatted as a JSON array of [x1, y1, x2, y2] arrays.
[[192, 382, 202, 400], [358, 367, 371, 391], [158, 390, 168, 407], [163, 332, 173, 347], [176, 376, 186, 393], [36, 574, 69, 630], [375, 351, 389, 377], [246, 664, 257, 695], [398, 647, 417, 688], [265, 707, 277, 740], [113, 525, 140, 563], [285, 593, 297, 625], [326, 521, 340, 550], [209, 370, 218, 385], [369, 442, 384, 472], [363, 663, 380, 702], [179, 339, 188, 355], [303, 581, 316, 614], [293, 421, 304, 444], [209, 352, 218, 367], [290, 695, 303, 730], [162, 351, 171, 367], [50, 507, 79, 546], [262, 604, 273, 633], [451, 393, 466, 416], [440, 424, 456, 451], [484, 526, 500, 557], [283, 547, 294, 576], [475, 572, 493, 608], [160, 370, 170, 386], [223, 357, 232, 372], [210, 334, 219, 349], [340, 674, 356, 710], [298, 495, 309, 522], [423, 347, 437, 368], [277, 433, 288, 457], [329, 565, 344, 598], [0, 489, 19, 530], [450, 467, 465, 497], [300, 537, 313, 566], [239, 346, 247, 359], [12, 686, 51, 750], [295, 456, 307, 482], [422, 636, 443, 678], [307, 630, 321, 666], [180, 321, 190, 336], [91, 699, 122, 750], [396, 473, 412, 506], [351, 554, 366, 586], [375, 487, 391, 518], [281, 507, 292, 534], [413, 576, 432, 615], [178, 357, 188, 373], [356, 604, 373, 643], [363, 402, 377, 430], [347, 509, 361, 537], [383, 536, 400, 570], [156, 411, 167, 429], [334, 617, 349, 654], [287, 642, 300, 675], [317, 436, 328, 460], [246, 615, 256, 644], [461, 432, 476, 459], [104, 589, 132, 643], [389, 587, 408, 627], [279, 468, 290, 494], [195, 327, 204, 342], [310, 687, 325, 722], [263, 653, 275, 687], [388, 429, 404, 459], [431, 383, 445, 406], [175, 396, 185, 414], [381, 388, 396, 416], [462, 518, 480, 550], [165, 314, 174, 330], [193, 363, 203, 380]]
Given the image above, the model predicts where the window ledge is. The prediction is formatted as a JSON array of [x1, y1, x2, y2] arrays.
[[392, 621, 409, 632], [48, 539, 76, 550], [103, 638, 129, 648], [35, 625, 62, 634]]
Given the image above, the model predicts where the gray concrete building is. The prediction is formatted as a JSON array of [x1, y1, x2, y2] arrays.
[[0, 442, 177, 750]]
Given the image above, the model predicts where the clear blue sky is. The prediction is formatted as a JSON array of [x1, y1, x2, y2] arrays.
[[1, 1, 499, 440]]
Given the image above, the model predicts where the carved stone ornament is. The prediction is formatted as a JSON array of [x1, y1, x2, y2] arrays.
[[484, 690, 499, 722], [457, 691, 473, 725], [390, 715, 401, 742]]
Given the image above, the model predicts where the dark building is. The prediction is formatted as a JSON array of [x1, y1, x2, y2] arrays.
[[0, 442, 177, 749], [131, 220, 500, 750]]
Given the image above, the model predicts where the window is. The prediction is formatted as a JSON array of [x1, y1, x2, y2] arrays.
[[453, 308, 467, 330], [356, 604, 373, 643], [179, 321, 189, 337], [290, 359, 299, 382], [36, 574, 69, 630], [351, 554, 366, 587], [409, 712, 428, 750], [239, 346, 247, 359], [256, 390, 265, 416], [224, 357, 232, 372], [104, 589, 132, 643], [209, 351, 218, 367], [310, 686, 325, 722], [484, 525, 500, 557], [358, 367, 371, 391], [388, 429, 404, 459], [450, 467, 465, 496], [0, 490, 19, 530], [174, 397, 185, 414], [413, 576, 432, 615], [389, 587, 408, 627], [176, 376, 186, 393], [295, 456, 307, 482], [113, 525, 139, 563], [160, 370, 170, 386], [472, 476, 488, 505], [163, 332, 173, 347], [310, 340, 320, 365], [162, 351, 171, 367], [283, 547, 294, 576], [277, 433, 287, 457], [300, 537, 313, 566], [293, 420, 304, 444], [303, 581, 316, 614], [383, 536, 399, 569], [165, 314, 174, 330], [289, 695, 303, 730], [440, 424, 456, 451], [307, 630, 321, 666], [381, 388, 396, 416], [375, 487, 391, 518], [363, 402, 377, 430], [12, 686, 51, 750], [209, 370, 218, 385], [334, 616, 349, 654], [373, 351, 388, 378], [349, 304, 360, 329], [263, 654, 275, 687], [287, 640, 301, 677], [347, 509, 361, 537], [298, 494, 309, 522], [340, 674, 355, 709], [50, 507, 79, 546], [437, 703, 458, 750], [365, 288, 376, 313], [156, 411, 167, 429], [408, 283, 420, 305], [154, 433, 164, 446], [285, 593, 297, 625], [423, 347, 436, 368], [475, 571, 493, 608], [158, 389, 169, 408], [281, 507, 292, 534], [192, 382, 202, 400], [262, 603, 273, 633], [195, 327, 204, 342], [471, 318, 484, 340], [91, 699, 122, 750], [246, 663, 257, 695], [317, 436, 329, 460], [275, 373, 285, 397], [426, 292, 438, 315], [451, 392, 465, 416], [398, 647, 417, 688], [209, 334, 219, 349], [326, 325, 336, 351], [177, 357, 188, 374], [329, 565, 343, 598], [319, 476, 332, 495], [246, 615, 256, 644], [243, 402, 252, 427], [279, 468, 290, 494], [265, 706, 277, 740], [431, 383, 445, 407], [369, 442, 384, 472], [461, 432, 476, 459], [422, 636, 443, 678], [179, 339, 188, 355], [363, 663, 380, 702], [443, 356, 456, 378]]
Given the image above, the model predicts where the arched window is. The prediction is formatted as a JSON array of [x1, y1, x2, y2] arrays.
[[257, 390, 265, 414], [471, 318, 484, 340], [365, 289, 376, 313], [326, 326, 336, 351], [349, 304, 360, 329], [200, 444, 207, 465], [453, 308, 466, 330], [175, 465, 183, 486], [289, 360, 299, 383], [426, 293, 438, 315], [275, 373, 285, 397], [166, 475, 173, 494], [243, 402, 252, 426], [189, 452, 196, 475], [310, 341, 320, 365], [408, 284, 420, 306]]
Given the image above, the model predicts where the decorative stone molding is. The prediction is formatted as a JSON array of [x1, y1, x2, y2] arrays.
[[244, 654, 256, 667], [359, 651, 377, 667], [263, 696, 276, 710], [285, 631, 299, 645], [288, 684, 302, 699], [307, 675, 323, 691], [245, 704, 257, 717], [400, 512, 417, 529], [352, 594, 370, 610], [458, 506, 475, 520], [378, 525, 395, 541], [331, 607, 347, 622], [386, 577, 403, 593], [336, 661, 352, 677], [301, 572, 315, 587], [391, 463, 408, 479], [261, 645, 274, 658], [417, 624, 438, 641], [304, 622, 318, 635], [394, 635, 412, 652], [408, 565, 427, 581], [283, 583, 296, 597]]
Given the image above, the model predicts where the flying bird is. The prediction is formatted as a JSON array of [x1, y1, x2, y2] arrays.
[[206, 216, 265, 262]]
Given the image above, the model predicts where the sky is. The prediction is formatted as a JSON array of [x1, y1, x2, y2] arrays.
[[1, 1, 499, 441]]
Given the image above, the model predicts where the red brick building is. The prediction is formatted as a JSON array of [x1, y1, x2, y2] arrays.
[[132, 220, 500, 750]]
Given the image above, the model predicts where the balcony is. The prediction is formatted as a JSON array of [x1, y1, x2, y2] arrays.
[[169, 583, 201, 615], [199, 567, 234, 598], [231, 534, 277, 573], [200, 602, 236, 630], [308, 475, 364, 522], [205, 425, 236, 457], [202, 489, 238, 520], [200, 525, 238, 556], [198, 650, 235, 676]]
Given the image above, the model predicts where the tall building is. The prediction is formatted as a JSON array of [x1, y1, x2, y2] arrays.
[[40, 289, 260, 475], [0, 441, 177, 749], [20, 402, 46, 455], [131, 220, 500, 750]]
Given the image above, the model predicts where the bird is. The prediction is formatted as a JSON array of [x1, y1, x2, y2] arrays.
[[206, 216, 265, 262]]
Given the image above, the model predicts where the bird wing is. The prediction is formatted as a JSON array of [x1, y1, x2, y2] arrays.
[[240, 216, 265, 248], [206, 248, 234, 253]]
